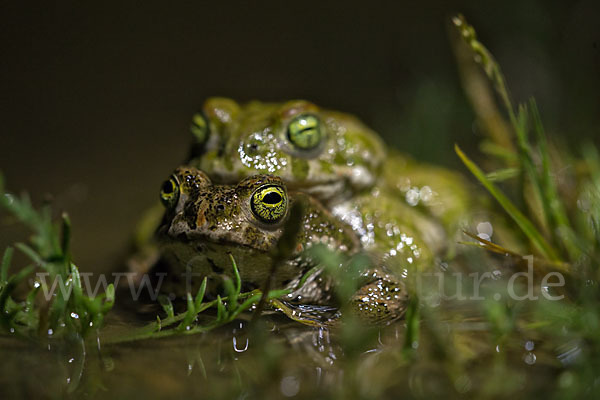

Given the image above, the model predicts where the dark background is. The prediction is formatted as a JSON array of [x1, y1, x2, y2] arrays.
[[1, 1, 599, 272]]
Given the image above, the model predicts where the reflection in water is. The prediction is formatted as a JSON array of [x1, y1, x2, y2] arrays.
[[556, 340, 582, 366], [232, 322, 249, 353], [0, 294, 586, 399]]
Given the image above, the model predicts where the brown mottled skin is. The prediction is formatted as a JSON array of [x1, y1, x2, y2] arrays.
[[131, 98, 480, 324], [157, 166, 408, 323]]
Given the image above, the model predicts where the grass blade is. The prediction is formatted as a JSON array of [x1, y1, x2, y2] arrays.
[[178, 292, 196, 331], [530, 99, 578, 259], [159, 295, 175, 319], [229, 253, 241, 294], [61, 212, 71, 258], [486, 167, 520, 182], [1, 247, 14, 283], [194, 277, 207, 311], [102, 283, 115, 313], [402, 295, 420, 360], [216, 295, 226, 322], [222, 277, 237, 312], [455, 144, 559, 261], [452, 14, 518, 128]]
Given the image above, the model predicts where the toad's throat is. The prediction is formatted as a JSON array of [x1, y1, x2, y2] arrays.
[[158, 240, 306, 298]]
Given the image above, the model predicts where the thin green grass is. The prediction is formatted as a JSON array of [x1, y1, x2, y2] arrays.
[[0, 174, 300, 344], [1, 14, 600, 400], [455, 144, 559, 261], [452, 16, 600, 397], [452, 14, 586, 266], [0, 174, 114, 340]]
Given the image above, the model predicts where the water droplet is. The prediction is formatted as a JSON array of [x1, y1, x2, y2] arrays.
[[233, 335, 249, 353], [70, 312, 79, 319], [232, 322, 249, 352], [406, 188, 420, 206], [477, 221, 493, 241], [420, 186, 433, 203], [523, 352, 536, 365], [525, 340, 534, 351], [477, 233, 490, 241]]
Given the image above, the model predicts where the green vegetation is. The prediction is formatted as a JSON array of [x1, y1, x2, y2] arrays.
[[105, 255, 292, 344], [2, 14, 600, 400], [0, 174, 114, 340], [0, 179, 298, 344], [453, 14, 586, 264], [449, 14, 600, 398]]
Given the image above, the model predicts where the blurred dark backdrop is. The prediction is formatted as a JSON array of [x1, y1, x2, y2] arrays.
[[1, 1, 599, 272]]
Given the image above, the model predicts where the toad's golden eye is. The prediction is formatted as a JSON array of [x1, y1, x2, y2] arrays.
[[190, 112, 210, 145], [287, 114, 322, 150], [250, 185, 287, 223], [160, 176, 180, 209]]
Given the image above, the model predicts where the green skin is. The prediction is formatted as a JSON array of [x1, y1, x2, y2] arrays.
[[189, 98, 474, 257], [133, 99, 477, 324], [157, 167, 409, 324], [190, 98, 386, 203]]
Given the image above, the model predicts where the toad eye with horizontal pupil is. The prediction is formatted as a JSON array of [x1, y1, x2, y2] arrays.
[[287, 114, 322, 150], [250, 185, 287, 223], [190, 112, 210, 145], [160, 176, 180, 209]]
